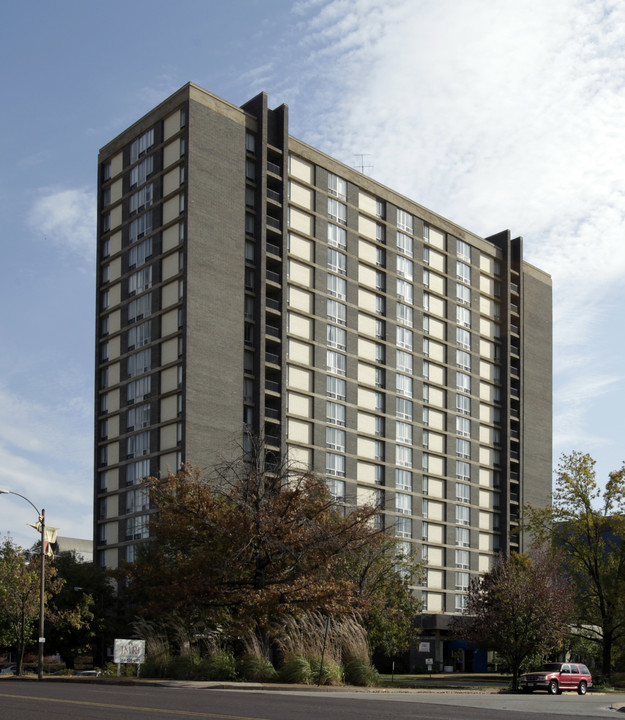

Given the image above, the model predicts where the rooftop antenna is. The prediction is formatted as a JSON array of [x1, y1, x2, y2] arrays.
[[353, 154, 373, 175]]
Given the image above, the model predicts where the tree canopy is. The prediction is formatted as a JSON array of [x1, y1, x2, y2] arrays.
[[451, 545, 574, 689], [525, 451, 625, 677], [119, 443, 421, 654]]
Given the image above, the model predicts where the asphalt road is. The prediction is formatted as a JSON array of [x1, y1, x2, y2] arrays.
[[1, 681, 625, 720]]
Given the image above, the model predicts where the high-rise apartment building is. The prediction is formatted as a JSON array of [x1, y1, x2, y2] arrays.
[[95, 83, 552, 658]]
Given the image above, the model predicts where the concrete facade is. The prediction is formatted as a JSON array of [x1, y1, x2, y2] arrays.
[[94, 83, 552, 625]]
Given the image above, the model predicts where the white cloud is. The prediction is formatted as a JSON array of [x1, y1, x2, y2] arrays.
[[0, 387, 93, 549], [271, 0, 625, 474], [29, 187, 96, 264]]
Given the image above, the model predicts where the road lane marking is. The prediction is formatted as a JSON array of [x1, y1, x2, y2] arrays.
[[0, 693, 270, 720]]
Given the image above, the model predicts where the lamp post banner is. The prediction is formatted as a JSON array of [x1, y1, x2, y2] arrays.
[[114, 639, 146, 664]]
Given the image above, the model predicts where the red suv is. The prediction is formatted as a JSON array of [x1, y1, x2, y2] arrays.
[[520, 663, 592, 695]]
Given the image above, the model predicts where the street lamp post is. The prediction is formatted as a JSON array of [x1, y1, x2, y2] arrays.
[[0, 489, 46, 681]]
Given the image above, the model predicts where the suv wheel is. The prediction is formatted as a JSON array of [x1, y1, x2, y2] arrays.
[[548, 680, 559, 695], [578, 681, 587, 695]]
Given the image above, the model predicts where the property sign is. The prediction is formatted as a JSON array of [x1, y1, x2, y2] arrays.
[[114, 639, 145, 664], [419, 641, 430, 652]]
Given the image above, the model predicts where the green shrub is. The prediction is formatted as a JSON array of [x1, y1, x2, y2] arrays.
[[308, 656, 343, 686], [205, 649, 238, 681], [239, 654, 278, 682], [343, 657, 379, 687], [279, 654, 311, 684]]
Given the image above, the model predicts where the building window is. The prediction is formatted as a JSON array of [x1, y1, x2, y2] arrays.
[[328, 248, 347, 275], [326, 452, 346, 477], [327, 274, 347, 300], [456, 527, 470, 548], [129, 156, 154, 189], [328, 172, 347, 200], [326, 427, 346, 451], [396, 327, 413, 351], [396, 350, 413, 373], [456, 371, 471, 394], [129, 211, 153, 243], [129, 183, 153, 216], [128, 237, 153, 269], [327, 324, 346, 350], [396, 493, 412, 515], [456, 461, 471, 483], [127, 348, 151, 378], [328, 197, 347, 225], [376, 245, 386, 266], [396, 397, 413, 421], [456, 283, 471, 306], [455, 571, 470, 591], [456, 482, 471, 503], [457, 238, 471, 261], [456, 261, 471, 284], [374, 465, 384, 485], [395, 516, 412, 539], [326, 350, 347, 375], [456, 394, 471, 415], [457, 305, 471, 328], [396, 255, 414, 280], [396, 208, 413, 234], [456, 416, 471, 438], [127, 376, 151, 404], [395, 469, 412, 491], [396, 421, 413, 445], [374, 439, 385, 461], [130, 128, 155, 164], [396, 445, 412, 468], [396, 373, 413, 398], [326, 401, 346, 426], [327, 376, 346, 401], [246, 132, 255, 153], [456, 438, 471, 460], [326, 478, 346, 503], [456, 505, 470, 526], [456, 327, 471, 350], [328, 223, 347, 249], [375, 294, 385, 315], [396, 279, 414, 304], [374, 391, 385, 412], [456, 350, 471, 371], [127, 320, 151, 350], [327, 299, 347, 326], [455, 594, 468, 612], [127, 294, 152, 323], [396, 232, 414, 258], [127, 430, 151, 458], [397, 303, 413, 327], [128, 266, 152, 296]]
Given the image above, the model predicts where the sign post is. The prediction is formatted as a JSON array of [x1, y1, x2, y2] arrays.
[[114, 639, 146, 677], [425, 657, 434, 677]]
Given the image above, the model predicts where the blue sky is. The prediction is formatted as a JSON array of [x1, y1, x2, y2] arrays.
[[1, 0, 624, 548]]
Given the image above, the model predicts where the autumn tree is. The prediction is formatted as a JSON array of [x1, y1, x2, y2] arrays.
[[337, 532, 422, 657], [120, 442, 391, 639], [0, 538, 64, 674], [525, 451, 625, 678], [46, 551, 117, 669], [451, 545, 574, 689]]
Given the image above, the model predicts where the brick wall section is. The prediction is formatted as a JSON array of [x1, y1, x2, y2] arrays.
[[183, 96, 247, 467]]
